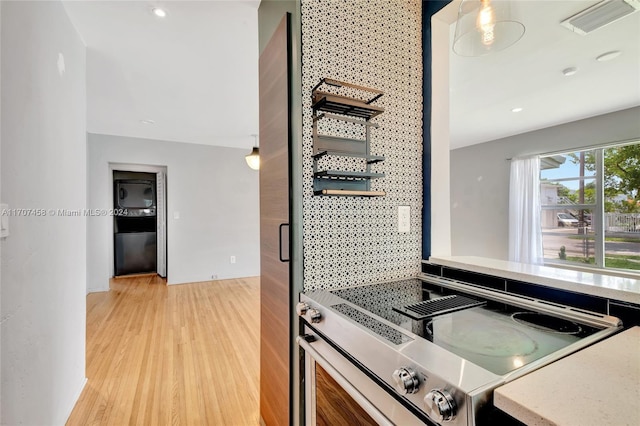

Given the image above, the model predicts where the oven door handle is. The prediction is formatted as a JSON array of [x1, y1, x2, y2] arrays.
[[296, 336, 395, 426]]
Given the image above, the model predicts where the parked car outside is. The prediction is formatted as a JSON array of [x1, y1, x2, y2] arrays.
[[557, 213, 579, 227]]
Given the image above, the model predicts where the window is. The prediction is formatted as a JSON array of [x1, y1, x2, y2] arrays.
[[540, 141, 640, 273]]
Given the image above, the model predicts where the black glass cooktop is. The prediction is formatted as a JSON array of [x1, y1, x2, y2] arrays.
[[331, 278, 601, 375]]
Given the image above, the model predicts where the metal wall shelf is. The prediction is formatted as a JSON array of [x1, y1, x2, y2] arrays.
[[312, 92, 384, 120], [314, 189, 387, 197], [311, 78, 386, 197], [313, 113, 380, 127], [314, 135, 366, 154], [312, 150, 385, 164], [314, 170, 385, 179]]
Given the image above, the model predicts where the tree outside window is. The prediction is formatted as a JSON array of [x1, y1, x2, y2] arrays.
[[540, 141, 640, 273]]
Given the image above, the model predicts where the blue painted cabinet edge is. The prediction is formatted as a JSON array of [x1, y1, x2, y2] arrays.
[[422, 1, 452, 259]]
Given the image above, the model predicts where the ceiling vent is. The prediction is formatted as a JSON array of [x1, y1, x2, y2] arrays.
[[561, 0, 640, 35]]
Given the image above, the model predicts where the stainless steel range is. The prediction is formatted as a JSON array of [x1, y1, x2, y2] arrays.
[[297, 274, 622, 425]]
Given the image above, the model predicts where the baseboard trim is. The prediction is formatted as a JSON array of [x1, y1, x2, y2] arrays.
[[87, 287, 109, 294], [63, 377, 87, 425], [113, 272, 158, 279]]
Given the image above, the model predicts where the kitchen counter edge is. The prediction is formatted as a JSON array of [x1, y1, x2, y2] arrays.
[[427, 256, 640, 305], [493, 326, 640, 426]]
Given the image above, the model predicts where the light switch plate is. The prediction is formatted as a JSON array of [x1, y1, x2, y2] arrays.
[[398, 206, 410, 233]]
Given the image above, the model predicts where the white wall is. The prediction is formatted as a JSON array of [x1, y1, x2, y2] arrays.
[[87, 133, 259, 291], [450, 107, 640, 260], [430, 7, 455, 257], [0, 1, 87, 424], [0, 0, 3, 412]]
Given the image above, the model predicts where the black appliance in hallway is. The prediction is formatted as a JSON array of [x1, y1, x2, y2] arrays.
[[113, 171, 157, 276]]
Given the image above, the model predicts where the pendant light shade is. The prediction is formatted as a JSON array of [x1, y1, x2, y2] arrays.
[[453, 0, 525, 57], [245, 147, 260, 170], [245, 134, 260, 170]]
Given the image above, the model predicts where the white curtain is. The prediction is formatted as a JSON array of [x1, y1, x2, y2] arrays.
[[509, 156, 543, 264]]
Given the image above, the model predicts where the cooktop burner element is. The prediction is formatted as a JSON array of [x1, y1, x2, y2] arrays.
[[422, 306, 586, 375], [393, 294, 486, 320], [427, 316, 538, 358], [511, 312, 583, 335]]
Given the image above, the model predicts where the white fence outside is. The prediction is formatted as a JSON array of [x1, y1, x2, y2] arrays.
[[605, 213, 640, 233]]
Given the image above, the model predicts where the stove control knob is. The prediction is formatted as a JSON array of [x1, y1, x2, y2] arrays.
[[308, 308, 322, 323], [392, 367, 420, 395], [424, 389, 457, 422], [296, 302, 310, 316]]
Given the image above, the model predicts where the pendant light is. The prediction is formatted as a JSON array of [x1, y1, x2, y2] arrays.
[[453, 0, 525, 57], [245, 134, 260, 170]]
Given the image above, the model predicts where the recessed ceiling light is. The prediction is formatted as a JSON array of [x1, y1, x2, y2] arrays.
[[511, 107, 523, 113], [140, 119, 155, 125], [596, 50, 622, 62], [562, 67, 578, 76], [152, 7, 167, 18]]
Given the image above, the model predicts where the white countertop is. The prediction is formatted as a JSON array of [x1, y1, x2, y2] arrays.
[[494, 326, 640, 426], [428, 256, 640, 305]]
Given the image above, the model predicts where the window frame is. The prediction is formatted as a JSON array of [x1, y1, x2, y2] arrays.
[[539, 142, 639, 275]]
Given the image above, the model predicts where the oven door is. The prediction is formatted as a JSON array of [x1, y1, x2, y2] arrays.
[[298, 326, 428, 426]]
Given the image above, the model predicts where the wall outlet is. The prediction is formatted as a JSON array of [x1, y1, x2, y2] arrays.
[[398, 205, 410, 233], [230, 255, 236, 264], [211, 274, 218, 280]]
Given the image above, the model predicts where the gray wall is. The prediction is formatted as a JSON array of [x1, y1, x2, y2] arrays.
[[1, 1, 87, 423], [0, 0, 3, 412], [87, 133, 260, 291], [450, 106, 640, 260]]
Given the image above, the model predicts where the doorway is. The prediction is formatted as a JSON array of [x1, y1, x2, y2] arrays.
[[113, 170, 157, 276], [109, 163, 167, 279]]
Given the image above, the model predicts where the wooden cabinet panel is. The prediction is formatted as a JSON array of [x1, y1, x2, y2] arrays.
[[259, 14, 291, 426], [316, 364, 377, 426]]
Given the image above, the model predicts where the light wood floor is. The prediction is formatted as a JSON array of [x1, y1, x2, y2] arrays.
[[67, 275, 260, 426]]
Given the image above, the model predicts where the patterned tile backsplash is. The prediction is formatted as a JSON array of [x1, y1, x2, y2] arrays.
[[301, 0, 424, 290]]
